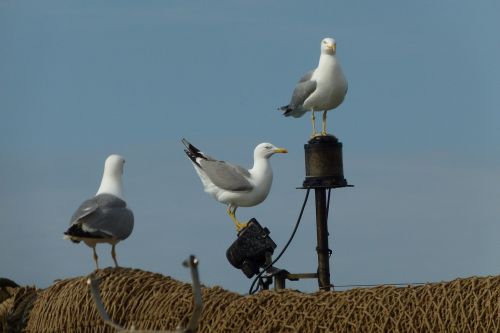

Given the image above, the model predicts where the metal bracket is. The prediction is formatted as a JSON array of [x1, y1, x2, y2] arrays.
[[87, 255, 203, 333]]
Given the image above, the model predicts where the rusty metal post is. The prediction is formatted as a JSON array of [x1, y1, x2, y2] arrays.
[[302, 135, 351, 292], [274, 273, 286, 290], [314, 188, 331, 290]]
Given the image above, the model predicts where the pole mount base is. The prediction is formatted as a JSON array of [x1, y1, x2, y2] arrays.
[[302, 135, 352, 189]]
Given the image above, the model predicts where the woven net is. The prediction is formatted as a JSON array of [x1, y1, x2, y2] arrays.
[[0, 285, 38, 333], [1, 268, 497, 333]]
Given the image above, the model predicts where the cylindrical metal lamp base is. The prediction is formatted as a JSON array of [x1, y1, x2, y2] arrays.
[[303, 135, 349, 189]]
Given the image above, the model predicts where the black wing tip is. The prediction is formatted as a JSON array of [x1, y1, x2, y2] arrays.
[[64, 225, 105, 242], [181, 138, 191, 148], [279, 105, 293, 117], [184, 148, 199, 166], [63, 230, 81, 243], [181, 138, 201, 154], [182, 139, 202, 167]]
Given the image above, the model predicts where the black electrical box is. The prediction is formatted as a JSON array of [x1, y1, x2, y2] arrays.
[[226, 219, 277, 278]]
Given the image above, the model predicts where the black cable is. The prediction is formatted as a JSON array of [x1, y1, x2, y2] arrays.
[[248, 189, 311, 294], [334, 282, 429, 288], [326, 188, 331, 222], [247, 187, 432, 292], [326, 188, 332, 257]]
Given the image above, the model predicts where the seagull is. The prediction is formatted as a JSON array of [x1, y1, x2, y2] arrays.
[[64, 154, 134, 269], [279, 37, 348, 137], [182, 139, 287, 231]]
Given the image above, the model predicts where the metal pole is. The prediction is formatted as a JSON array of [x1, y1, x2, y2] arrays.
[[315, 188, 331, 291], [274, 274, 286, 290]]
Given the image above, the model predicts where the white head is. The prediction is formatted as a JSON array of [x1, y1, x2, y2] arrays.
[[96, 154, 126, 198], [103, 154, 125, 176], [321, 37, 336, 55], [254, 143, 288, 160]]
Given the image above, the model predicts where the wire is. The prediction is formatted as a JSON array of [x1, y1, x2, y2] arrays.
[[334, 281, 429, 289], [326, 188, 331, 222], [247, 185, 432, 293], [325, 188, 332, 257], [248, 189, 311, 294]]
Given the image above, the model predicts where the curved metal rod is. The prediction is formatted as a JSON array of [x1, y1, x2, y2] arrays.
[[87, 274, 124, 331], [182, 255, 202, 333], [87, 255, 203, 333]]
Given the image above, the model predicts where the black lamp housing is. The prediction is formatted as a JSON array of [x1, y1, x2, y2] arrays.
[[226, 219, 277, 278]]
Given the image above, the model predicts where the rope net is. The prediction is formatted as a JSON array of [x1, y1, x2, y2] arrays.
[[1, 268, 498, 333]]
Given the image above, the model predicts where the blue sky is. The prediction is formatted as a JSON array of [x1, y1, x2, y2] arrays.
[[1, 0, 499, 293]]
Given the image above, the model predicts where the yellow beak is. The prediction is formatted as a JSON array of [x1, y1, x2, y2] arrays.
[[327, 43, 336, 52], [274, 148, 288, 154]]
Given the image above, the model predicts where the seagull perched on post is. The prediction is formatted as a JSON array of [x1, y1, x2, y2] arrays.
[[64, 154, 134, 269], [182, 139, 287, 231], [279, 37, 348, 137]]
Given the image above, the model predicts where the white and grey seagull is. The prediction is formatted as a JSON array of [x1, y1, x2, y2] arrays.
[[182, 138, 287, 231], [280, 37, 348, 137], [64, 154, 134, 269]]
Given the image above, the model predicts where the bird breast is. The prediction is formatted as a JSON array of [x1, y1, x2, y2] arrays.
[[216, 162, 273, 207], [305, 59, 347, 111], [246, 167, 273, 205]]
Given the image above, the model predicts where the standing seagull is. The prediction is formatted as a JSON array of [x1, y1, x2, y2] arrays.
[[182, 139, 287, 231], [280, 37, 348, 137], [64, 154, 134, 269]]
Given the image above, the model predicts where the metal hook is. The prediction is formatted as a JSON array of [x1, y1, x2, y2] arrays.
[[87, 255, 203, 333]]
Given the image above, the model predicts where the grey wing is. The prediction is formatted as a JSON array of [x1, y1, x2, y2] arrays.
[[289, 70, 317, 109], [83, 207, 134, 240], [70, 197, 100, 224], [298, 70, 314, 83], [199, 159, 253, 191], [70, 195, 134, 240]]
